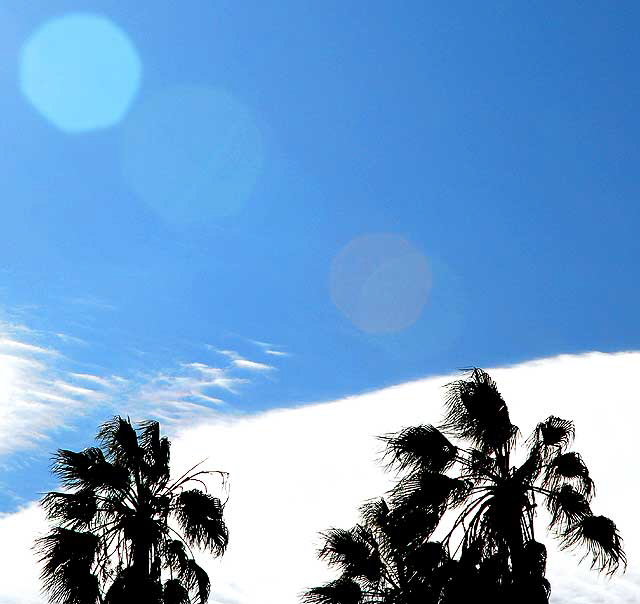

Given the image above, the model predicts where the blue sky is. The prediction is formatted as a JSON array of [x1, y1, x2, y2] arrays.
[[0, 2, 639, 510]]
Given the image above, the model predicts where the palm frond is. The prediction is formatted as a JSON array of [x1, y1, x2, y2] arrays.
[[41, 491, 98, 529], [163, 539, 190, 573], [98, 416, 143, 469], [547, 484, 592, 531], [442, 368, 518, 452], [138, 420, 171, 483], [52, 448, 129, 493], [36, 528, 100, 604], [104, 567, 163, 604], [163, 579, 190, 604], [302, 577, 363, 604], [181, 559, 210, 604], [380, 425, 457, 474], [528, 416, 574, 452], [391, 471, 471, 513], [561, 515, 626, 574], [522, 539, 547, 578], [543, 452, 594, 499], [318, 527, 381, 584], [174, 489, 228, 556]]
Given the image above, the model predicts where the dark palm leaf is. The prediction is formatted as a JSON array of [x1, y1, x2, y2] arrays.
[[319, 526, 382, 584], [543, 452, 594, 498], [36, 528, 100, 604], [547, 484, 591, 531], [391, 472, 471, 513], [529, 416, 574, 451], [163, 539, 190, 573], [442, 368, 518, 452], [98, 416, 143, 469], [175, 489, 228, 556], [302, 577, 363, 604], [181, 558, 211, 604], [561, 515, 626, 574], [405, 540, 448, 574], [139, 420, 171, 483], [41, 491, 98, 528], [163, 579, 191, 604], [52, 448, 129, 493], [380, 425, 457, 474], [522, 540, 547, 578], [104, 567, 163, 604]]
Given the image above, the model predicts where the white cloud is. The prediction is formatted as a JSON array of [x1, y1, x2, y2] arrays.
[[166, 351, 640, 604], [265, 349, 290, 357], [232, 359, 274, 371], [212, 348, 276, 371], [2, 351, 639, 604]]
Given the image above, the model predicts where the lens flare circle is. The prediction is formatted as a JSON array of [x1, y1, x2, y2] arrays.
[[19, 13, 141, 132], [122, 86, 263, 223], [330, 233, 431, 334]]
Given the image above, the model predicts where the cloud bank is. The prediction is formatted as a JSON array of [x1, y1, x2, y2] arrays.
[[2, 351, 639, 604]]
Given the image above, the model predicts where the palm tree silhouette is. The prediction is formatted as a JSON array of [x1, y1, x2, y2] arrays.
[[303, 497, 452, 604], [304, 368, 625, 604], [35, 416, 229, 604]]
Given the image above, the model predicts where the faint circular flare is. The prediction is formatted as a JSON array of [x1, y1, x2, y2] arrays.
[[330, 234, 431, 334], [19, 13, 141, 132], [122, 86, 263, 224]]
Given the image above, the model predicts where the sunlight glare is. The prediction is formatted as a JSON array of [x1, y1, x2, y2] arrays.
[[19, 13, 141, 132], [330, 234, 431, 334], [122, 86, 263, 223]]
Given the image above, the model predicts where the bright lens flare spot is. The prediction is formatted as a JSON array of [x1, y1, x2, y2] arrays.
[[330, 234, 431, 334], [19, 13, 141, 132], [122, 86, 263, 223]]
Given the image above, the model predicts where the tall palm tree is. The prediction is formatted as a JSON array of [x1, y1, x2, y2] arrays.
[[36, 416, 229, 604], [305, 368, 625, 604]]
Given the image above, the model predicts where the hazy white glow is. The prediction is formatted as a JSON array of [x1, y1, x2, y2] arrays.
[[330, 233, 431, 334], [122, 86, 263, 223]]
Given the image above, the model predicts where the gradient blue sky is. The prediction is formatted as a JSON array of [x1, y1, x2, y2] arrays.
[[0, 2, 638, 510]]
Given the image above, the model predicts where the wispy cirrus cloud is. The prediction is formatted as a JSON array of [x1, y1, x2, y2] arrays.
[[0, 315, 293, 462], [212, 349, 275, 372]]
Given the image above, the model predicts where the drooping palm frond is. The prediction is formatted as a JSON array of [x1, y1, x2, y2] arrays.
[[380, 425, 457, 475], [561, 515, 626, 575], [528, 416, 574, 452], [41, 491, 98, 529], [180, 559, 211, 604], [36, 528, 100, 604], [521, 540, 547, 578], [546, 484, 592, 531], [543, 452, 594, 499], [175, 489, 228, 556], [163, 539, 190, 573], [302, 577, 363, 604], [442, 368, 518, 453], [52, 448, 130, 493], [319, 527, 382, 584], [163, 578, 191, 604]]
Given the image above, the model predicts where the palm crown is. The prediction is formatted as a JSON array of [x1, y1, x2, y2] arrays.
[[304, 368, 625, 604], [36, 416, 229, 604]]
